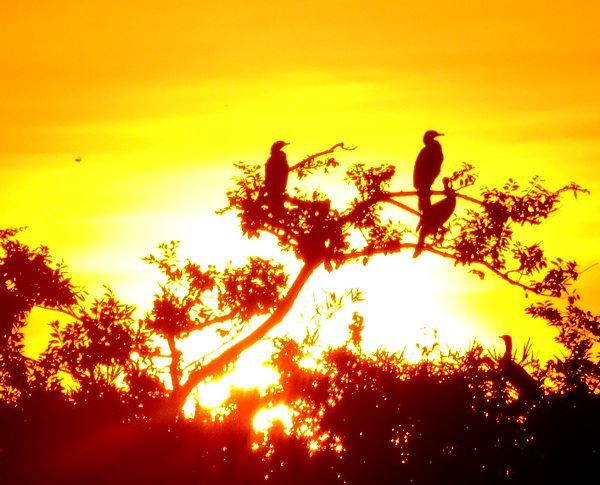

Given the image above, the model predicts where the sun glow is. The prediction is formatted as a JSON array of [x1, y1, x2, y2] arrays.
[[182, 359, 292, 432], [196, 361, 280, 408], [180, 343, 282, 417], [253, 405, 293, 433]]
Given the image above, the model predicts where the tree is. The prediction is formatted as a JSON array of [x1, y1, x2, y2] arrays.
[[162, 143, 589, 411], [0, 227, 77, 402], [142, 241, 288, 413]]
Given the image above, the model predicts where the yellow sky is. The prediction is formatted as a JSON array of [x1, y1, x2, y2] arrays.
[[2, 1, 599, 364]]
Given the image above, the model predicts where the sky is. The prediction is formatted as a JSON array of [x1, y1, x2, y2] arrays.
[[2, 0, 599, 368]]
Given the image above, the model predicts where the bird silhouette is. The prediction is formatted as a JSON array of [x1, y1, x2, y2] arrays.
[[74, 156, 82, 163], [413, 177, 455, 258], [413, 130, 444, 212], [499, 335, 541, 401], [264, 140, 290, 217]]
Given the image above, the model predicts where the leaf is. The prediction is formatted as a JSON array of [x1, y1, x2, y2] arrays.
[[469, 269, 485, 280]]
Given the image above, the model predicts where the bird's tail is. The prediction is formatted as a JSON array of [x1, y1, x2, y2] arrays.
[[413, 231, 425, 258]]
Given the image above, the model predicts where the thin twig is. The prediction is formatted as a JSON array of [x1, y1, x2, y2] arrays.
[[387, 190, 482, 205], [341, 243, 560, 297], [37, 304, 79, 320], [383, 199, 421, 217], [289, 142, 357, 171], [188, 311, 236, 332]]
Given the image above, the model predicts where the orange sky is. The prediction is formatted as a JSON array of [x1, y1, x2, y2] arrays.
[[2, 1, 599, 365]]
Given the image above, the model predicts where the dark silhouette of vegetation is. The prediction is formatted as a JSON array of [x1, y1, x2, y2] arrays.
[[1, 141, 598, 484]]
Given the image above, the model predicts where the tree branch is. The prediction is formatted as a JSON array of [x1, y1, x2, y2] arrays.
[[386, 190, 482, 205], [166, 335, 182, 394], [341, 243, 563, 297], [37, 304, 79, 320], [339, 189, 477, 226], [382, 198, 421, 217], [21, 354, 88, 382], [188, 311, 237, 332], [423, 247, 552, 295], [289, 142, 357, 172], [176, 262, 318, 406]]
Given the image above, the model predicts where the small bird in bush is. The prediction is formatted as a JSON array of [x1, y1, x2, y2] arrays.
[[498, 334, 541, 400]]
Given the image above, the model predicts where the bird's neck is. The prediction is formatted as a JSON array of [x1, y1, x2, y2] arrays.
[[503, 340, 512, 360]]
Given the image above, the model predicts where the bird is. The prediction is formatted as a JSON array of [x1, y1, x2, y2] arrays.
[[498, 334, 541, 401], [413, 130, 444, 212], [74, 156, 82, 163], [413, 177, 455, 258], [264, 140, 290, 216]]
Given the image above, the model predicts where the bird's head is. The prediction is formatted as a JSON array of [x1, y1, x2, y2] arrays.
[[499, 334, 513, 352], [423, 130, 444, 144], [271, 140, 290, 153], [442, 177, 455, 195]]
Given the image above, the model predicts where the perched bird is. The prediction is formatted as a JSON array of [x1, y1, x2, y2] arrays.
[[264, 140, 290, 215], [413, 177, 455, 258], [413, 130, 444, 212], [499, 334, 541, 401]]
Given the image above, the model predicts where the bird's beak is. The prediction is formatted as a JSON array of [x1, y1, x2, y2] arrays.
[[283, 142, 290, 146], [437, 133, 445, 137]]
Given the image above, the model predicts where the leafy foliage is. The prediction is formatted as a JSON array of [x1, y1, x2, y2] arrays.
[[262, 327, 599, 484], [0, 228, 78, 402], [43, 290, 162, 406], [527, 296, 600, 393]]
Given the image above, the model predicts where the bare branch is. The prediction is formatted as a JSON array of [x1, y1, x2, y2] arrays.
[[289, 142, 357, 172], [187, 311, 236, 332], [37, 304, 80, 320], [420, 247, 545, 293], [382, 198, 421, 217], [341, 243, 566, 297], [387, 190, 482, 206]]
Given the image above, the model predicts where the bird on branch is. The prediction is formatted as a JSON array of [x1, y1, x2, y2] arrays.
[[413, 177, 455, 258], [413, 130, 444, 212], [498, 334, 541, 401], [264, 140, 290, 219]]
